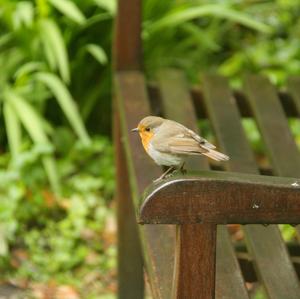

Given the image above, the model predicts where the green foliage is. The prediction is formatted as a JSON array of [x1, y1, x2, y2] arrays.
[[0, 0, 113, 191], [0, 0, 115, 295], [0, 134, 115, 295], [143, 0, 300, 86], [1, 0, 300, 296]]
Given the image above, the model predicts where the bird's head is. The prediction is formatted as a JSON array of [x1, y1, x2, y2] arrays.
[[131, 116, 164, 149]]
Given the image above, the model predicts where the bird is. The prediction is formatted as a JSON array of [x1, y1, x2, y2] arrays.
[[131, 116, 229, 182]]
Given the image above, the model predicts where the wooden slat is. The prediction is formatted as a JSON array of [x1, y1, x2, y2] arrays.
[[202, 75, 256, 173], [173, 224, 217, 299], [244, 75, 300, 177], [202, 74, 300, 299], [141, 171, 300, 224], [157, 69, 249, 299], [243, 75, 300, 299], [115, 70, 175, 299], [287, 77, 300, 118], [115, 71, 160, 199], [114, 0, 142, 70], [158, 69, 210, 298], [215, 226, 249, 299], [157, 69, 208, 171], [236, 242, 300, 282], [114, 111, 144, 299], [287, 77, 300, 239]]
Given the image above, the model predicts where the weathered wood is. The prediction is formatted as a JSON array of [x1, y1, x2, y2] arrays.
[[202, 74, 300, 299], [287, 77, 300, 117], [115, 71, 174, 299], [157, 69, 208, 172], [247, 75, 300, 243], [244, 75, 300, 177], [201, 75, 255, 172], [114, 0, 142, 70], [115, 68, 300, 299], [157, 69, 212, 298], [215, 226, 249, 299], [286, 76, 300, 240], [173, 224, 216, 299], [157, 69, 248, 299], [140, 171, 300, 224], [233, 90, 298, 118], [115, 71, 160, 200], [148, 83, 298, 119], [244, 75, 300, 298], [157, 70, 202, 132], [243, 225, 300, 297], [236, 242, 300, 282], [114, 110, 144, 299]]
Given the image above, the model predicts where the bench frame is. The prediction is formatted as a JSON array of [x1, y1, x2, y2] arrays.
[[113, 1, 300, 298]]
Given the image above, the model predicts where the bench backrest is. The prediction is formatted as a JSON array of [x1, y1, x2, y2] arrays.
[[114, 1, 300, 298]]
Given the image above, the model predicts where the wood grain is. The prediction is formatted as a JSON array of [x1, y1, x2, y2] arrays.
[[114, 110, 144, 299], [140, 171, 300, 224], [115, 71, 174, 299], [157, 69, 248, 299], [202, 74, 300, 299], [244, 75, 300, 298], [113, 0, 142, 70], [173, 224, 216, 299]]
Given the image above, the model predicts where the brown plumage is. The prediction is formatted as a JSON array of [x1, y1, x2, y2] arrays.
[[132, 116, 229, 181]]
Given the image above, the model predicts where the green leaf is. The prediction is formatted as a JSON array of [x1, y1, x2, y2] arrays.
[[83, 12, 112, 29], [0, 48, 25, 81], [6, 91, 47, 143], [3, 102, 21, 160], [40, 33, 57, 70], [94, 0, 116, 15], [0, 226, 9, 256], [34, 72, 91, 145], [13, 1, 34, 29], [39, 18, 70, 83], [4, 88, 60, 194], [47, 0, 86, 25], [146, 4, 272, 35], [181, 22, 220, 51], [14, 62, 45, 79], [42, 156, 60, 195], [85, 44, 107, 65], [0, 33, 13, 48], [36, 0, 50, 17]]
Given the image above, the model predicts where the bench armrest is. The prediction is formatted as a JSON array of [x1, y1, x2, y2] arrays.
[[140, 171, 300, 225]]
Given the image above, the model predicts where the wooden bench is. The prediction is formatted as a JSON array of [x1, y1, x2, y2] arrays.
[[113, 1, 300, 298]]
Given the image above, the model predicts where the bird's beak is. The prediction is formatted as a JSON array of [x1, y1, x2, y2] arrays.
[[131, 128, 138, 132]]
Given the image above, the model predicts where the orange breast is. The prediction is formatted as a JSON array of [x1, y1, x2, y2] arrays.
[[140, 131, 154, 152]]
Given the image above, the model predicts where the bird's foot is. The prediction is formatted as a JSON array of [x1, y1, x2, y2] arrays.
[[153, 166, 175, 183], [180, 167, 187, 175], [165, 172, 176, 179], [179, 162, 187, 175], [153, 176, 163, 183]]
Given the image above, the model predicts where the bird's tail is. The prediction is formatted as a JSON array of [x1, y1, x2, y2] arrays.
[[202, 149, 229, 161]]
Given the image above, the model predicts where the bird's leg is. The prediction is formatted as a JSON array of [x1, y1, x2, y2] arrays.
[[153, 166, 175, 183], [179, 162, 187, 175]]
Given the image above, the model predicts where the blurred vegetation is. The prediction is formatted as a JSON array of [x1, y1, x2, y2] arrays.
[[0, 0, 115, 297], [0, 0, 299, 297], [143, 0, 300, 87]]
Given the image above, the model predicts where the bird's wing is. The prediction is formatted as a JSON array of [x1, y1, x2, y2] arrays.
[[180, 125, 216, 149], [152, 120, 215, 154], [152, 121, 229, 161], [167, 136, 229, 161], [167, 137, 208, 155]]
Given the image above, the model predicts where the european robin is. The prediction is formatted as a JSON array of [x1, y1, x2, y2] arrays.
[[132, 116, 229, 182]]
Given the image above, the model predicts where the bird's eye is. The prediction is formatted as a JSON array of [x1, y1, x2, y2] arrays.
[[145, 127, 151, 132]]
